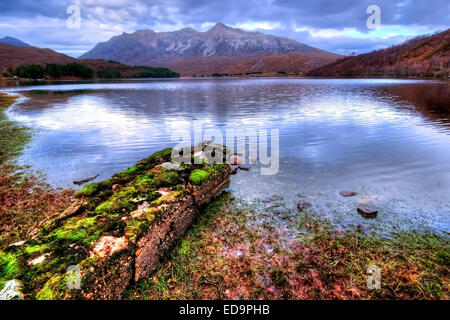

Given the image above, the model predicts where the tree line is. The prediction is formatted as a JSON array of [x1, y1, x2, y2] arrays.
[[8, 63, 180, 79]]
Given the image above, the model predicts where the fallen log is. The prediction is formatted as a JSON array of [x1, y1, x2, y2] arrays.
[[0, 147, 231, 300]]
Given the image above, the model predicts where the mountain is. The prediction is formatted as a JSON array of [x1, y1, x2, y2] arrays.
[[0, 36, 30, 47], [80, 23, 341, 76], [0, 43, 177, 78], [308, 29, 450, 78]]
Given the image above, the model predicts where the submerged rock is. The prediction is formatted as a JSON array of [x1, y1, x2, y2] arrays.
[[357, 205, 378, 219], [297, 202, 312, 212], [339, 191, 357, 197]]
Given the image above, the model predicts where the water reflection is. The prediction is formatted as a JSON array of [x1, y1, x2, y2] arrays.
[[2, 78, 450, 234]]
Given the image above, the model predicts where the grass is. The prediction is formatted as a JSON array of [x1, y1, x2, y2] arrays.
[[0, 93, 30, 164], [126, 194, 449, 300], [0, 92, 74, 248]]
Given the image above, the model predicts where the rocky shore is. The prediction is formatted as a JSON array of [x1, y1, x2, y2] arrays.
[[0, 92, 448, 300], [0, 147, 232, 299]]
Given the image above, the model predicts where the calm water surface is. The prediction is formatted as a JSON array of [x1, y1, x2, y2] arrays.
[[2, 78, 449, 235]]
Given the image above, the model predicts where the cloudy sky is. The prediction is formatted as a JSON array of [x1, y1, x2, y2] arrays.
[[0, 0, 448, 57]]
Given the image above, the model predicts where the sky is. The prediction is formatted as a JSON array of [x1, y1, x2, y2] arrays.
[[0, 0, 449, 57]]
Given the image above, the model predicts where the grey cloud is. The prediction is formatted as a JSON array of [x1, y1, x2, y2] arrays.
[[0, 0, 448, 56]]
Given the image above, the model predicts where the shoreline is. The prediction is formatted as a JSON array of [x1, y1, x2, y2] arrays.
[[1, 75, 449, 82]]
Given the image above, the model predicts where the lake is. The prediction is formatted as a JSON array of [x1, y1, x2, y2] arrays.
[[1, 78, 449, 235]]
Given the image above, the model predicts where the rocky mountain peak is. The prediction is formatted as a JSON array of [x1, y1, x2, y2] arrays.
[[80, 23, 332, 66]]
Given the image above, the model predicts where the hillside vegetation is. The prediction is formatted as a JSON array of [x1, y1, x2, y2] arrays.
[[308, 29, 449, 78]]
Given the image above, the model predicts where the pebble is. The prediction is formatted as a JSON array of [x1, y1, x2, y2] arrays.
[[357, 205, 378, 218], [339, 190, 358, 197]]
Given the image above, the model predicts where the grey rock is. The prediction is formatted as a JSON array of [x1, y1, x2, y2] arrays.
[[157, 162, 181, 171]]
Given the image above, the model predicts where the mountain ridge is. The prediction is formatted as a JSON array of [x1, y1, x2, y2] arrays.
[[80, 23, 341, 75]]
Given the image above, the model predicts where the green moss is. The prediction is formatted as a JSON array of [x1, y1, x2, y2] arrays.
[[94, 186, 137, 214], [125, 219, 149, 241], [114, 164, 146, 181], [213, 163, 225, 173], [76, 182, 100, 198], [143, 148, 173, 164], [189, 169, 211, 185], [35, 273, 69, 300], [24, 244, 49, 256], [75, 179, 114, 199], [134, 175, 155, 190], [48, 216, 106, 246], [0, 252, 21, 289], [155, 170, 181, 187], [134, 170, 180, 192]]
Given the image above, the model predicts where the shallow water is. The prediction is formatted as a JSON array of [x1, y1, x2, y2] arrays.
[[2, 78, 449, 235]]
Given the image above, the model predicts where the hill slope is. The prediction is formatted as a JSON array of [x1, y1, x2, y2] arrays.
[[0, 43, 75, 73], [307, 29, 450, 78], [80, 23, 341, 76], [0, 36, 30, 47], [0, 43, 178, 78]]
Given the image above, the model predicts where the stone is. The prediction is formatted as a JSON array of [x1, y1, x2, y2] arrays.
[[263, 195, 284, 203], [157, 187, 170, 195], [92, 236, 129, 258], [8, 240, 26, 247], [157, 162, 181, 171], [28, 254, 50, 266], [339, 190, 357, 197], [297, 201, 312, 212], [357, 206, 378, 219], [0, 280, 23, 300]]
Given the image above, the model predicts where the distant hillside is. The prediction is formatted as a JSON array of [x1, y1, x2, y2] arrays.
[[0, 43, 179, 78], [219, 52, 342, 76], [80, 23, 341, 76], [0, 36, 30, 47], [0, 43, 74, 73], [307, 29, 450, 78]]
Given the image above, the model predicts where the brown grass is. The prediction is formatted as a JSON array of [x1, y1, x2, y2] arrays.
[[127, 194, 449, 300]]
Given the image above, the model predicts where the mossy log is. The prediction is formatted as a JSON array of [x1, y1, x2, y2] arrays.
[[0, 147, 231, 300]]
